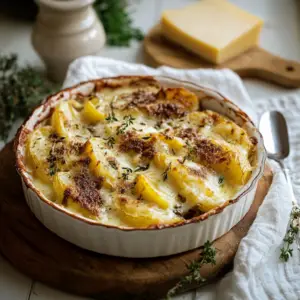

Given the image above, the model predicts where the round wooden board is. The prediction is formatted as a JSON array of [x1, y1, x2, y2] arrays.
[[0, 142, 273, 300], [144, 25, 300, 88]]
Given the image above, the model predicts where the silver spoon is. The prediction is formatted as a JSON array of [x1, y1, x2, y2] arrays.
[[259, 111, 300, 254]]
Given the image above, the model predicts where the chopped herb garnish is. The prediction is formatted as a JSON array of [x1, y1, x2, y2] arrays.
[[185, 141, 195, 161], [117, 115, 135, 135], [134, 164, 150, 172], [142, 136, 151, 140], [104, 136, 115, 149], [218, 176, 225, 185], [280, 205, 300, 262], [162, 163, 171, 181], [121, 167, 133, 180], [154, 121, 162, 130], [49, 164, 56, 176], [105, 110, 118, 123]]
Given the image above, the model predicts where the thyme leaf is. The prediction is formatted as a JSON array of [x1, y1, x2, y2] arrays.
[[104, 136, 115, 149], [162, 163, 171, 181], [121, 167, 133, 180], [105, 110, 118, 123], [218, 175, 225, 185], [134, 164, 150, 172]]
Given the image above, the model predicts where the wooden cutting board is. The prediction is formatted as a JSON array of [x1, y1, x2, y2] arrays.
[[144, 25, 300, 88], [0, 142, 273, 300]]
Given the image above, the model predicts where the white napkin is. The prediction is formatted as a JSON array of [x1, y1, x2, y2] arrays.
[[64, 57, 299, 300]]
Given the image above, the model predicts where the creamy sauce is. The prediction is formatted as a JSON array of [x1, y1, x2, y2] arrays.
[[24, 78, 256, 228]]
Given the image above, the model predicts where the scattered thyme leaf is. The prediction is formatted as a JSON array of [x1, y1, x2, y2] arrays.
[[104, 136, 115, 149], [280, 205, 300, 262], [154, 121, 162, 130], [121, 167, 133, 180], [117, 115, 135, 135], [134, 164, 150, 172], [162, 163, 171, 181], [105, 110, 118, 123], [218, 175, 225, 185]]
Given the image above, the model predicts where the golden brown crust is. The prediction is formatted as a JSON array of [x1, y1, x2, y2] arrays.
[[119, 131, 156, 159], [62, 170, 103, 215], [194, 139, 229, 165], [145, 101, 186, 119]]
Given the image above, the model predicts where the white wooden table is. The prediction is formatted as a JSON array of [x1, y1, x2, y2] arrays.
[[0, 1, 300, 299]]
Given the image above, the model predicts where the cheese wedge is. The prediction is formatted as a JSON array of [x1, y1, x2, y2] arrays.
[[161, 0, 263, 64]]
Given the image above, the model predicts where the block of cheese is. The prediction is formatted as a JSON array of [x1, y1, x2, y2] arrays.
[[161, 0, 263, 64]]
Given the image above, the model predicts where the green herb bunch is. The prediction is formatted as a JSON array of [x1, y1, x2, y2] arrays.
[[167, 240, 217, 298], [280, 205, 300, 262], [0, 54, 57, 141], [94, 0, 144, 46]]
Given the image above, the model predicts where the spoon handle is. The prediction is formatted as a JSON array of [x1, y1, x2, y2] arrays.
[[277, 160, 300, 253], [277, 160, 297, 206]]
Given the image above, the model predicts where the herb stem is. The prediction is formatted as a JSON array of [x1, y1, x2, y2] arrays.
[[280, 205, 300, 262]]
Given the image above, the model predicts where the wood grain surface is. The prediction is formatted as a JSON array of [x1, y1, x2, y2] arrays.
[[144, 25, 300, 88], [0, 142, 273, 300]]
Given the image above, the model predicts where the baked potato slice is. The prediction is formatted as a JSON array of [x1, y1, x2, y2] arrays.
[[51, 101, 80, 138], [194, 138, 252, 185], [135, 174, 169, 209], [153, 153, 214, 211], [82, 98, 106, 124], [26, 126, 53, 183], [84, 138, 118, 188], [115, 196, 180, 227], [53, 171, 97, 218]]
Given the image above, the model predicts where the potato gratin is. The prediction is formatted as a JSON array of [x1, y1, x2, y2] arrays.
[[24, 77, 257, 228]]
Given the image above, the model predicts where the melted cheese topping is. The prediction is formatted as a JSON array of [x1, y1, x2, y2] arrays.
[[25, 77, 257, 228]]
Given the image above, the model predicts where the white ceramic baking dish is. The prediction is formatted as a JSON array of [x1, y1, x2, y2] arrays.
[[15, 76, 266, 258]]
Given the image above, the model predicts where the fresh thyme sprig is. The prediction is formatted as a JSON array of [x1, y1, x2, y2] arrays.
[[167, 240, 217, 298], [280, 205, 300, 262], [93, 0, 144, 47], [0, 53, 57, 141], [117, 115, 135, 135]]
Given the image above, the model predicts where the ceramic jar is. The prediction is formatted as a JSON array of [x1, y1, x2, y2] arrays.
[[32, 0, 106, 82]]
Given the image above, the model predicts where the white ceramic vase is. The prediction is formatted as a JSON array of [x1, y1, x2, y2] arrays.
[[32, 0, 106, 82]]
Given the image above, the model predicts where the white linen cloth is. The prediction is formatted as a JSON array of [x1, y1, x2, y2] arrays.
[[64, 57, 300, 300]]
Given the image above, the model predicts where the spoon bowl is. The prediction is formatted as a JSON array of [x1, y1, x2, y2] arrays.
[[259, 111, 290, 161]]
